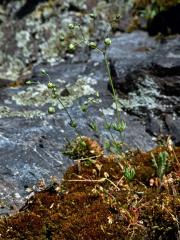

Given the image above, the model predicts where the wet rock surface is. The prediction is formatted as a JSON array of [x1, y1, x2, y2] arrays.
[[0, 1, 179, 215]]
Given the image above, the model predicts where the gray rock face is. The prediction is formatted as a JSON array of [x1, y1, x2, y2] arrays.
[[106, 31, 180, 145], [0, 30, 180, 215]]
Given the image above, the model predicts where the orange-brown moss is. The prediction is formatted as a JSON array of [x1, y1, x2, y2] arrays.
[[0, 141, 179, 240]]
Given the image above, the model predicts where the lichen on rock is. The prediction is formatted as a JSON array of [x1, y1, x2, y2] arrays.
[[11, 76, 97, 109]]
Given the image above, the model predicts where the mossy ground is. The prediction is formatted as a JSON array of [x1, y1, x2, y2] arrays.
[[0, 138, 179, 240]]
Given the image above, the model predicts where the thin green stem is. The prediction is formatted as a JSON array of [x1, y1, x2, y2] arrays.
[[55, 95, 82, 139], [46, 72, 83, 140], [56, 95, 73, 123], [91, 47, 124, 149], [103, 51, 120, 123], [46, 73, 73, 124], [92, 47, 121, 124], [78, 24, 86, 43], [99, 106, 115, 142]]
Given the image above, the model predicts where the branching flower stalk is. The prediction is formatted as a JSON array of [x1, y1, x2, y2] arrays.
[[167, 136, 180, 168], [68, 20, 126, 152], [68, 23, 120, 120], [97, 45, 126, 140], [151, 151, 169, 182], [41, 70, 83, 141], [91, 43, 121, 124], [78, 24, 86, 43]]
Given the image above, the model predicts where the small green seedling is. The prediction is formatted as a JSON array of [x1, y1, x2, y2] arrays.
[[151, 151, 169, 180], [88, 122, 98, 133], [124, 167, 135, 182], [104, 140, 123, 154], [112, 121, 126, 133], [83, 158, 93, 167]]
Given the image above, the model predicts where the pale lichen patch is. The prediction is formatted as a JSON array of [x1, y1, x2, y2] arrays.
[[12, 83, 49, 107], [15, 30, 31, 59], [0, 56, 25, 81], [0, 106, 45, 118], [120, 76, 160, 112], [11, 77, 96, 109], [78, 75, 98, 85], [100, 108, 114, 116]]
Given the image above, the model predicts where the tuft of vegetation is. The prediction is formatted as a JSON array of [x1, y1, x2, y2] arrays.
[[151, 151, 169, 181], [63, 136, 103, 160], [123, 166, 136, 182]]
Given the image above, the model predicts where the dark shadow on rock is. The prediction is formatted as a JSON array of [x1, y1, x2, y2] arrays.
[[147, 4, 180, 36], [15, 0, 47, 19]]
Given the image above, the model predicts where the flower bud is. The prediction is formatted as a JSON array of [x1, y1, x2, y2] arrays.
[[89, 41, 97, 49], [68, 43, 76, 52], [69, 120, 77, 128], [48, 106, 56, 114], [89, 13, 96, 19], [47, 82, 54, 89], [104, 38, 112, 46], [59, 35, 65, 41], [41, 69, 47, 75], [68, 23, 74, 30]]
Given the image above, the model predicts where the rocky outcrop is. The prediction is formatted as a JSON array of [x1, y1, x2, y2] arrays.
[[0, 0, 179, 216], [104, 31, 180, 145], [0, 47, 156, 209]]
